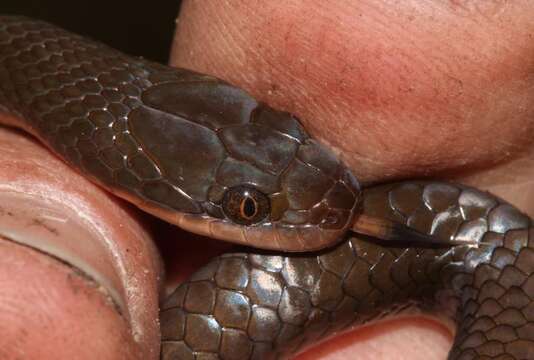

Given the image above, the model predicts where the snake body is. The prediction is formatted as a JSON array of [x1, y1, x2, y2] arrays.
[[1, 16, 533, 360], [161, 182, 534, 359]]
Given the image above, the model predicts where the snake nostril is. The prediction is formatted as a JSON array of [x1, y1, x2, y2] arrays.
[[324, 214, 338, 225]]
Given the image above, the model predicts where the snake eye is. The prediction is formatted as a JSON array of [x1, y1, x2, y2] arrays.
[[222, 186, 270, 225]]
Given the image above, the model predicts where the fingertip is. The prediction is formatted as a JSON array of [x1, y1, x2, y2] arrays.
[[171, 0, 534, 183], [296, 317, 452, 360], [0, 127, 163, 359], [0, 238, 141, 359]]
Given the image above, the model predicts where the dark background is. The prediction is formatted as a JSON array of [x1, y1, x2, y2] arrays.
[[1, 0, 183, 62]]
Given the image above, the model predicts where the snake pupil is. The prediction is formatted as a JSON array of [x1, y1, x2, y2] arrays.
[[241, 197, 257, 219], [222, 186, 270, 225]]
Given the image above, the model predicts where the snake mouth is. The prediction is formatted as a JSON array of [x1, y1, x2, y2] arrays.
[[124, 189, 357, 252], [152, 209, 354, 252]]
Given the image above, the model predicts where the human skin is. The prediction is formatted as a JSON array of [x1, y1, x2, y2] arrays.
[[1, 0, 534, 359]]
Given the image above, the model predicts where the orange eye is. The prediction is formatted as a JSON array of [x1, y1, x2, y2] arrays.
[[222, 186, 270, 225], [240, 196, 258, 219]]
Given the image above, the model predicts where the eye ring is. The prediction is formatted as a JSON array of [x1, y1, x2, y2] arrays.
[[222, 186, 270, 225]]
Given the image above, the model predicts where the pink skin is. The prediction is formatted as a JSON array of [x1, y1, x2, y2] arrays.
[[0, 1, 533, 359], [0, 239, 138, 360], [0, 128, 163, 359]]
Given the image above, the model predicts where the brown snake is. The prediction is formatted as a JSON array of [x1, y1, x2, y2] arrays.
[[1, 16, 533, 360]]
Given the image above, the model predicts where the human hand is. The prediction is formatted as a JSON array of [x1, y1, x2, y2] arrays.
[[168, 1, 534, 359]]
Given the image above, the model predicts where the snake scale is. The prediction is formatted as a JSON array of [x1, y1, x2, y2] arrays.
[[1, 16, 533, 360]]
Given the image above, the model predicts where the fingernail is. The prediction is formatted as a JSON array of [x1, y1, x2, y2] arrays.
[[0, 192, 125, 311]]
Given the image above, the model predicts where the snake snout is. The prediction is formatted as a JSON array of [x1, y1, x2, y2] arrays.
[[265, 138, 361, 251]]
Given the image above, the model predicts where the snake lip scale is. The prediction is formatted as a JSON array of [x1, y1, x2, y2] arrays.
[[1, 16, 534, 360]]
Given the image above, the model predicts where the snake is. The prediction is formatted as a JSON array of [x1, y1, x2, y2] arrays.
[[0, 16, 533, 360]]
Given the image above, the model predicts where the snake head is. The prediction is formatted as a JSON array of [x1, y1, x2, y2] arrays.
[[214, 112, 360, 251], [130, 80, 361, 251], [187, 103, 361, 252]]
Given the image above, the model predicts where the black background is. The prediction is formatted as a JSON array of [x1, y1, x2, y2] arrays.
[[1, 0, 183, 62]]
